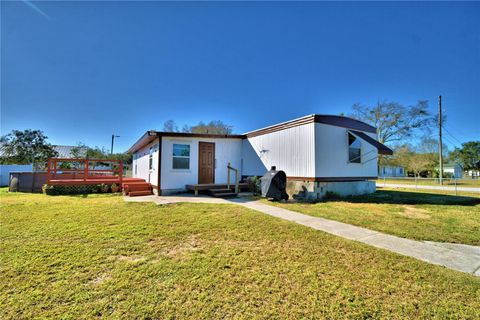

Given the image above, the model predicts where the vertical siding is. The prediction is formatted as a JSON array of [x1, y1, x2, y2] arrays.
[[161, 137, 242, 190], [314, 123, 378, 177], [243, 123, 316, 177]]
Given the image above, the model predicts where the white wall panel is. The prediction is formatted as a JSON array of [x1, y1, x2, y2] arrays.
[[132, 140, 159, 186], [314, 123, 378, 177], [161, 137, 242, 190], [243, 123, 316, 177]]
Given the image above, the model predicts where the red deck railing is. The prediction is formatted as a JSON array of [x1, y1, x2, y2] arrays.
[[47, 158, 123, 185]]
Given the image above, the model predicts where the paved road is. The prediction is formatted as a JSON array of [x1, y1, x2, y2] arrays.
[[379, 183, 480, 193], [126, 195, 480, 276]]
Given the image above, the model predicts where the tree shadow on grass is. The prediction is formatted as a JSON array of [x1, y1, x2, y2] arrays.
[[322, 190, 480, 206]]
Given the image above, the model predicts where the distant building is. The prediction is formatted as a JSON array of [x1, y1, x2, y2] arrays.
[[437, 163, 463, 179], [52, 145, 88, 158], [379, 165, 405, 177]]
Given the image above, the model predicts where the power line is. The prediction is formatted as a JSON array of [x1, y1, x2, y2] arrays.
[[442, 126, 463, 145]]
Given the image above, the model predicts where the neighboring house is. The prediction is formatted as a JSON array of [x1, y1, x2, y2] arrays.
[[52, 145, 88, 158], [128, 114, 392, 199], [437, 163, 463, 179], [379, 166, 405, 177], [467, 170, 480, 178], [0, 164, 33, 187]]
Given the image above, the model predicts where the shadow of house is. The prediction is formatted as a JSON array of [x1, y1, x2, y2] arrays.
[[320, 190, 480, 206]]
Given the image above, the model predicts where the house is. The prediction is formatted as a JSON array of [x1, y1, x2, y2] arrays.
[[127, 114, 393, 199], [379, 165, 405, 177], [437, 163, 463, 179]]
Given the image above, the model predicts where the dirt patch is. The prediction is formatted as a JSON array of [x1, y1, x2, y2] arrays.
[[90, 273, 111, 285], [163, 235, 203, 260], [399, 205, 431, 219], [116, 255, 147, 263]]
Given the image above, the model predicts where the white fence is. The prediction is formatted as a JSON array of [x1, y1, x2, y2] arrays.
[[0, 164, 33, 187]]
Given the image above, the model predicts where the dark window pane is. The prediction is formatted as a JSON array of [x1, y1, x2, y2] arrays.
[[349, 148, 361, 163], [173, 157, 189, 169], [173, 144, 190, 157]]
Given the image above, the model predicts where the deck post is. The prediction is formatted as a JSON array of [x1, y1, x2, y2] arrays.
[[84, 159, 88, 181], [235, 169, 239, 194], [227, 162, 230, 189], [119, 161, 123, 187], [47, 159, 51, 184]]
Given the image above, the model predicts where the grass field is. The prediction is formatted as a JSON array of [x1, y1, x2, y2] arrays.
[[1, 189, 480, 319], [378, 177, 480, 187], [266, 188, 480, 245]]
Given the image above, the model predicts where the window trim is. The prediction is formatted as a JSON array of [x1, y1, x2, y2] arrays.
[[149, 147, 154, 171], [172, 143, 190, 170], [348, 132, 362, 164]]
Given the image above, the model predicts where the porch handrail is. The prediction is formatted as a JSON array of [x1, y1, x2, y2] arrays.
[[227, 162, 239, 194], [46, 158, 123, 184]]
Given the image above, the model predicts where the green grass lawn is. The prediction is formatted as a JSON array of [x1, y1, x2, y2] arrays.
[[266, 188, 480, 245], [1, 189, 480, 319], [379, 178, 480, 187]]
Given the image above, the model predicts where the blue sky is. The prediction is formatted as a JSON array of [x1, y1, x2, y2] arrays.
[[1, 1, 479, 153]]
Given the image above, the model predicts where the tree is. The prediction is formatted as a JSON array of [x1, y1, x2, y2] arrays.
[[390, 144, 436, 177], [450, 141, 480, 174], [183, 120, 233, 135], [163, 120, 179, 132], [350, 100, 435, 144], [70, 142, 88, 158], [0, 130, 58, 168]]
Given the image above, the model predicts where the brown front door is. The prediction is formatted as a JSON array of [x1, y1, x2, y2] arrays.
[[198, 142, 215, 184]]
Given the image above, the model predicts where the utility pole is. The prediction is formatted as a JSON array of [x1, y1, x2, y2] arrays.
[[111, 134, 120, 155], [438, 95, 443, 185]]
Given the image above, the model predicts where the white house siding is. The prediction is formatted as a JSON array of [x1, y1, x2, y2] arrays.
[[132, 139, 159, 187], [243, 123, 316, 177], [314, 123, 378, 178], [161, 137, 242, 191]]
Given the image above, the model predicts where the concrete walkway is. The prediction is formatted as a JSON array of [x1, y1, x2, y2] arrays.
[[125, 195, 480, 276], [380, 183, 480, 193]]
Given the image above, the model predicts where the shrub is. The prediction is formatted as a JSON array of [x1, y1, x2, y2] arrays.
[[111, 183, 119, 193], [324, 191, 341, 200], [247, 176, 261, 194], [100, 184, 110, 193]]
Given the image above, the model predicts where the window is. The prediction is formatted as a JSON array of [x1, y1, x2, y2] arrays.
[[173, 144, 190, 169], [149, 147, 154, 170], [348, 133, 361, 163]]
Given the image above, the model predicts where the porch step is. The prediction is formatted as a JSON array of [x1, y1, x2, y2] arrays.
[[129, 190, 154, 197], [208, 188, 238, 198], [122, 179, 153, 196], [210, 192, 238, 198]]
